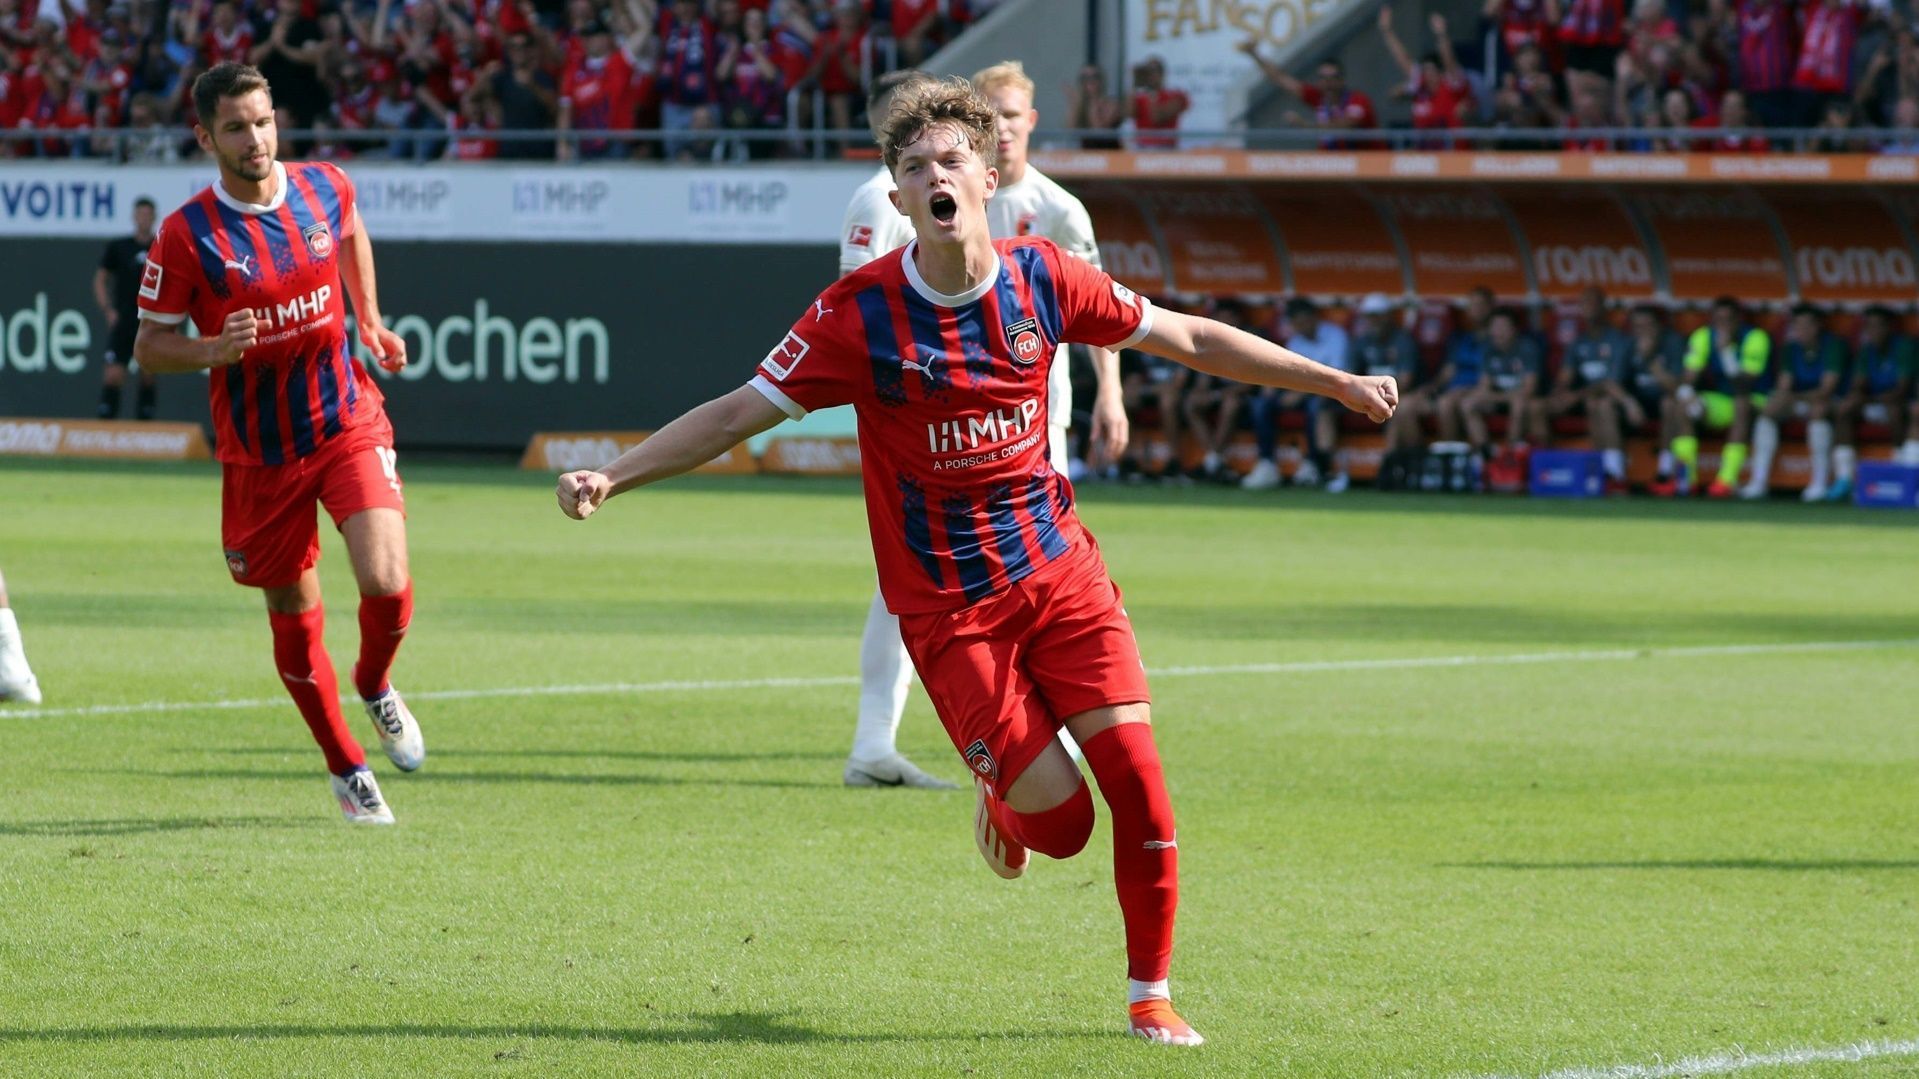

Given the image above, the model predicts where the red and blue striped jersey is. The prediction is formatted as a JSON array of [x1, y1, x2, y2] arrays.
[[137, 160, 384, 467], [1736, 0, 1796, 94], [749, 237, 1154, 614]]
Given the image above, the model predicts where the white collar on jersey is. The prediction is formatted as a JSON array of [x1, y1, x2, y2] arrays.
[[212, 161, 290, 216], [901, 239, 1000, 308]]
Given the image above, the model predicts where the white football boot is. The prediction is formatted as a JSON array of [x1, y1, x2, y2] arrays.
[[362, 686, 425, 772], [0, 611, 40, 705], [844, 752, 958, 790], [330, 769, 395, 825]]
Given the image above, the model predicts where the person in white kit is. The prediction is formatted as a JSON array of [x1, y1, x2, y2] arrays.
[[840, 61, 1126, 788]]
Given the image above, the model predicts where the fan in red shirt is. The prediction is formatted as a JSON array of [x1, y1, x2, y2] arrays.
[[23, 59, 90, 157], [1487, 0, 1561, 69], [1792, 0, 1862, 123], [80, 30, 133, 125], [1127, 54, 1188, 149], [803, 0, 866, 136], [891, 0, 942, 65], [445, 90, 498, 159], [556, 76, 1396, 1050], [202, 2, 255, 66], [1699, 88, 1771, 151], [1380, 9, 1474, 141], [559, 20, 635, 159], [1241, 41, 1376, 148], [132, 63, 426, 827]]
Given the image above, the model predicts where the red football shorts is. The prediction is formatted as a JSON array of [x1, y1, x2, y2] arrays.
[[220, 414, 405, 588], [897, 546, 1151, 791]]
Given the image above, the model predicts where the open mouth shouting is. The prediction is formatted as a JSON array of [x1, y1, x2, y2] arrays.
[[929, 192, 958, 227]]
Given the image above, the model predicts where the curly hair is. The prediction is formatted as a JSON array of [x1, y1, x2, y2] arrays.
[[879, 76, 998, 174]]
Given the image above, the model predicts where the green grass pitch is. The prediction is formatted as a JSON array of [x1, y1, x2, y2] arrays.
[[2, 458, 1916, 1077]]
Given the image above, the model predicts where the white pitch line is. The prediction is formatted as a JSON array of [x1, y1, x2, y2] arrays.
[[1469, 1037, 1919, 1079], [7, 637, 1917, 722]]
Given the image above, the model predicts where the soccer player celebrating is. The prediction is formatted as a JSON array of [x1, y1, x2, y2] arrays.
[[133, 63, 425, 825], [556, 78, 1396, 1044]]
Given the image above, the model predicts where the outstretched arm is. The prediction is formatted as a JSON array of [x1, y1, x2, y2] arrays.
[[1237, 39, 1304, 97], [1138, 309, 1398, 421], [557, 386, 788, 519], [1379, 6, 1416, 80]]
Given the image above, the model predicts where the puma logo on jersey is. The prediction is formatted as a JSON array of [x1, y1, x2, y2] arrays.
[[902, 346, 941, 375], [813, 299, 833, 322], [224, 254, 255, 277]]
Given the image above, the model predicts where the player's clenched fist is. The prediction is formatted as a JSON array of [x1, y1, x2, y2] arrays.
[[211, 308, 258, 366], [1340, 374, 1399, 424], [361, 317, 408, 373], [557, 470, 613, 520]]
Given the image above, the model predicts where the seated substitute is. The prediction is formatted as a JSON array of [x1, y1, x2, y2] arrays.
[[1743, 303, 1845, 501], [1350, 294, 1425, 454], [1179, 298, 1255, 482], [1531, 286, 1634, 489], [1460, 308, 1541, 457], [1829, 305, 1917, 500], [1667, 296, 1769, 499], [1243, 297, 1352, 491]]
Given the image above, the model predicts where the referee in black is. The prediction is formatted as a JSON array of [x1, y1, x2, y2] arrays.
[[95, 196, 159, 420]]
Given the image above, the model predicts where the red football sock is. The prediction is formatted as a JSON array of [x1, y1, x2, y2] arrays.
[[1004, 779, 1095, 859], [353, 584, 412, 700], [269, 605, 364, 775], [1082, 723, 1179, 983]]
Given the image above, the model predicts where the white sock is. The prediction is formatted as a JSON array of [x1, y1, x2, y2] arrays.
[[1202, 451, 1221, 472], [1748, 416, 1779, 487], [1657, 448, 1674, 476], [1835, 444, 1857, 483], [851, 589, 914, 762], [1808, 421, 1833, 487], [1128, 978, 1170, 1004], [1601, 448, 1625, 479], [0, 608, 19, 654], [1901, 439, 1919, 459]]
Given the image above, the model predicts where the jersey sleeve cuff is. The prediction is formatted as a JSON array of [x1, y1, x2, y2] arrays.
[[137, 309, 186, 325], [749, 374, 807, 420], [1111, 300, 1155, 351]]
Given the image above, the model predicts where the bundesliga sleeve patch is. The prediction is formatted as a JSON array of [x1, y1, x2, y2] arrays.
[[847, 224, 873, 248], [138, 260, 163, 301], [762, 331, 811, 380]]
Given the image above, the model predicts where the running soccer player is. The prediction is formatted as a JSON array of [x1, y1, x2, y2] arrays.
[[1743, 303, 1845, 501], [0, 568, 41, 705], [132, 62, 425, 825], [842, 61, 1127, 787], [1670, 296, 1769, 499], [555, 78, 1397, 1045]]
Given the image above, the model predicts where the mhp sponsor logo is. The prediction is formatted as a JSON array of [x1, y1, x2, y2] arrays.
[[0, 180, 115, 222], [687, 179, 790, 219], [510, 178, 612, 218], [358, 177, 453, 220]]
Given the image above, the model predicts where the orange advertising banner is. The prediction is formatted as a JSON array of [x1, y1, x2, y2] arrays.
[[1376, 190, 1529, 299], [1136, 187, 1287, 295], [0, 418, 210, 460], [1501, 190, 1656, 299], [1077, 188, 1168, 294], [1635, 190, 1790, 301], [1762, 192, 1919, 303], [1256, 187, 1404, 297]]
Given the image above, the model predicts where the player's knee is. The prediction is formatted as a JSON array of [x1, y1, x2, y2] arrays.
[[1017, 781, 1095, 860]]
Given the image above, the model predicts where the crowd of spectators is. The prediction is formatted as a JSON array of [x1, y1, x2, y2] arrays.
[[1237, 0, 1919, 152], [0, 0, 1000, 160], [1089, 288, 1919, 500]]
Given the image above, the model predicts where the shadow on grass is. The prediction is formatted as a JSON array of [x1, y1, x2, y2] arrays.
[[193, 748, 845, 765], [0, 1012, 1110, 1047], [0, 815, 320, 838], [93, 767, 834, 792], [1445, 859, 1919, 871]]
